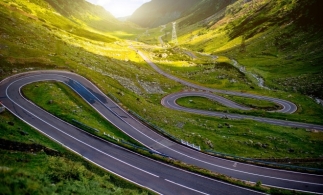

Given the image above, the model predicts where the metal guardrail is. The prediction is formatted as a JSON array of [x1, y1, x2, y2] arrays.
[[128, 111, 323, 173], [121, 140, 170, 158], [129, 110, 201, 151], [129, 110, 181, 142], [72, 119, 100, 133], [103, 132, 119, 142], [107, 93, 120, 103], [205, 150, 323, 173], [73, 113, 322, 173], [181, 140, 201, 151], [72, 119, 169, 159]]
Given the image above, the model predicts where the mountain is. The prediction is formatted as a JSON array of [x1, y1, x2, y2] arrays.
[[177, 0, 323, 98], [129, 0, 236, 28], [117, 16, 130, 22], [129, 0, 199, 28], [43, 0, 124, 32]]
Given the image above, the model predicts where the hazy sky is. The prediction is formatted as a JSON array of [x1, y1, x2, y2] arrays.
[[86, 0, 150, 18]]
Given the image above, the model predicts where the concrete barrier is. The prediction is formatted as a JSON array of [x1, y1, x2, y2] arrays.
[[0, 106, 5, 113]]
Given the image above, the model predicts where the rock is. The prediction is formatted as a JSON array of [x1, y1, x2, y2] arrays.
[[205, 140, 214, 148], [262, 144, 268, 148], [161, 53, 168, 58], [312, 129, 319, 133], [222, 115, 229, 119], [306, 129, 319, 133], [117, 91, 124, 96], [176, 122, 185, 129], [19, 131, 29, 136], [230, 79, 236, 83], [0, 107, 5, 113]]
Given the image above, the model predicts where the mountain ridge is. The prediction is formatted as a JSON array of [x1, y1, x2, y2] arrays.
[[129, 0, 200, 28]]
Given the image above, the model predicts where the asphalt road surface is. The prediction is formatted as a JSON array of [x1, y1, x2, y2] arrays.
[[135, 49, 323, 131], [161, 91, 323, 131], [1, 71, 323, 194]]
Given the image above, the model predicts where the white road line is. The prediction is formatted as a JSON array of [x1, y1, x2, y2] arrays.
[[48, 75, 323, 182], [165, 179, 210, 195], [5, 73, 265, 195], [5, 72, 323, 194], [6, 82, 160, 178], [0, 105, 162, 195], [66, 76, 323, 186]]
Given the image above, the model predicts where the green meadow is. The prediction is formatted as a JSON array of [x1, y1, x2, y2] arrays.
[[1, 1, 323, 194]]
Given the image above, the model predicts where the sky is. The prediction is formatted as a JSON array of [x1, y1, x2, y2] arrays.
[[86, 0, 151, 18]]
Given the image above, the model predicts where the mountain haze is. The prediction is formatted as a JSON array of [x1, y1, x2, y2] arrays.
[[1, 0, 323, 194], [179, 0, 323, 97], [129, 0, 199, 28], [129, 0, 236, 28], [42, 0, 129, 32]]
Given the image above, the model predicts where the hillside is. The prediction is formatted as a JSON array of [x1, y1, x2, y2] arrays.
[[1, 0, 323, 194], [173, 0, 323, 98], [0, 0, 154, 193], [44, 0, 119, 32], [129, 0, 199, 28], [129, 0, 236, 28]]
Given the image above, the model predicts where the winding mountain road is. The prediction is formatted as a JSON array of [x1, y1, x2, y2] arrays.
[[1, 70, 323, 194], [134, 49, 323, 131]]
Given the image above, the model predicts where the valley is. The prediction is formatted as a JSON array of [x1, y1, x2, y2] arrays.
[[1, 0, 323, 194]]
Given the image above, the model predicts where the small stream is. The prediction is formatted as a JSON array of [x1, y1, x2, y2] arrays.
[[231, 59, 269, 89]]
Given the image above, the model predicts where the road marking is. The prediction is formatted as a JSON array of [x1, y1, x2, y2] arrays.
[[54, 75, 323, 185], [5, 72, 323, 194], [165, 179, 209, 195], [233, 162, 238, 168], [6, 84, 160, 178], [0, 105, 162, 195]]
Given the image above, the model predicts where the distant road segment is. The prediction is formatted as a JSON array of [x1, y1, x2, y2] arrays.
[[0, 71, 264, 195], [1, 71, 323, 194], [134, 49, 323, 131]]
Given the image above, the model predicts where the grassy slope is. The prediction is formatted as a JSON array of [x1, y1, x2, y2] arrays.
[[179, 0, 323, 98], [1, 0, 323, 173], [142, 45, 323, 125], [1, 109, 312, 195], [176, 95, 280, 112], [140, 0, 323, 123], [21, 81, 140, 144], [0, 111, 154, 195]]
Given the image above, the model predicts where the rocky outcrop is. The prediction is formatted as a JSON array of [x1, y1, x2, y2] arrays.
[[0, 138, 61, 156]]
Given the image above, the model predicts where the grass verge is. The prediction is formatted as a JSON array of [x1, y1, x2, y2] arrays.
[[22, 81, 323, 165], [21, 81, 140, 145], [0, 110, 155, 195], [0, 94, 313, 195]]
